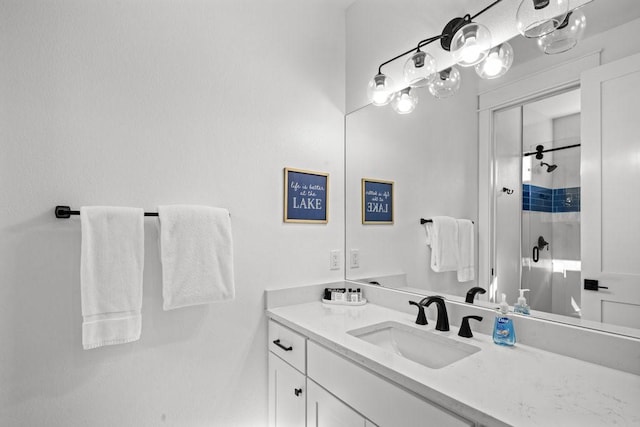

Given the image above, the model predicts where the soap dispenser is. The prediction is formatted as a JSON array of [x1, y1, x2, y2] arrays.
[[493, 293, 516, 346], [514, 289, 530, 315]]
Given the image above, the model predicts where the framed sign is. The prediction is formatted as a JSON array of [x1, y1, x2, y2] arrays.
[[362, 178, 393, 224], [284, 167, 329, 223]]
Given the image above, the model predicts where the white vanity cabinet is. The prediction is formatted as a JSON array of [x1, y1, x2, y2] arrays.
[[268, 319, 474, 427]]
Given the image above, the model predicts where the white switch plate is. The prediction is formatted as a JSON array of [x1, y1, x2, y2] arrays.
[[350, 249, 360, 268], [330, 250, 341, 270]]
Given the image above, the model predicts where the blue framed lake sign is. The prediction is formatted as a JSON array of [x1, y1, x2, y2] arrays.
[[362, 178, 394, 224], [284, 167, 329, 223]]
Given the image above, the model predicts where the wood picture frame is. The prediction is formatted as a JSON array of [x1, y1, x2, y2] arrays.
[[284, 167, 329, 223], [362, 178, 394, 224]]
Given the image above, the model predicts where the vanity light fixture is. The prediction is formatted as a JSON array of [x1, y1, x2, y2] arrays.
[[516, 0, 569, 38], [448, 20, 493, 67], [366, 0, 586, 114], [366, 73, 396, 106], [475, 42, 514, 79], [366, 0, 504, 110], [403, 50, 437, 87], [428, 67, 461, 99], [537, 9, 587, 54], [391, 87, 419, 114]]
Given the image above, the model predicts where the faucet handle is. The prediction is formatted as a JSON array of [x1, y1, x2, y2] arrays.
[[458, 315, 483, 338], [409, 300, 428, 325]]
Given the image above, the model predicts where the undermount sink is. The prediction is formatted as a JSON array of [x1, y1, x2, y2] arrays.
[[347, 321, 480, 369]]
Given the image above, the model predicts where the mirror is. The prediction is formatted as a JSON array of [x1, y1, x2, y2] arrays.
[[345, 1, 640, 338]]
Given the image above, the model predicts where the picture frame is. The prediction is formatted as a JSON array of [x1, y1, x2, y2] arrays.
[[362, 178, 394, 224], [284, 167, 329, 223]]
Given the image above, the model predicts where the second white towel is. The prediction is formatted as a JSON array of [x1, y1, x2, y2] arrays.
[[456, 219, 475, 282], [159, 205, 235, 310], [425, 216, 459, 272]]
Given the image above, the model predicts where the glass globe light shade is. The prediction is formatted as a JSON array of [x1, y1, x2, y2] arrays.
[[516, 0, 569, 38], [537, 9, 586, 54], [391, 87, 418, 114], [450, 22, 492, 67], [403, 50, 437, 87], [475, 42, 514, 79], [366, 73, 395, 106], [428, 67, 461, 99]]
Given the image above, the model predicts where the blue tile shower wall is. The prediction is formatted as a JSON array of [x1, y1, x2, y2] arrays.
[[552, 187, 581, 212], [522, 184, 580, 212]]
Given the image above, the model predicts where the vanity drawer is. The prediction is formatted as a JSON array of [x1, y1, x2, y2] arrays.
[[308, 341, 473, 427], [268, 320, 306, 373]]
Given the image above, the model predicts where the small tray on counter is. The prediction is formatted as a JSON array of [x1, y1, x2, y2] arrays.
[[321, 298, 367, 306]]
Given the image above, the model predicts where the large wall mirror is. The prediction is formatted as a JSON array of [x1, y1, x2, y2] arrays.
[[345, 0, 640, 338]]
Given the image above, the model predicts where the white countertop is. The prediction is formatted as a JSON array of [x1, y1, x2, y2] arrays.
[[267, 301, 640, 427]]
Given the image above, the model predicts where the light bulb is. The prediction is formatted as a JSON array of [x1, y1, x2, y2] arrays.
[[537, 9, 586, 54], [391, 87, 418, 114], [475, 42, 514, 79], [403, 50, 436, 87], [516, 0, 569, 38], [451, 22, 492, 67], [366, 73, 395, 106], [428, 67, 461, 99]]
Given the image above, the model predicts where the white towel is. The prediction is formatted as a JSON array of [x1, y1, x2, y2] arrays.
[[425, 216, 459, 272], [159, 205, 235, 310], [456, 219, 475, 282], [80, 206, 144, 350]]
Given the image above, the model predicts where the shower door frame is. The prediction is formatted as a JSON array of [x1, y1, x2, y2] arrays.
[[477, 52, 600, 304]]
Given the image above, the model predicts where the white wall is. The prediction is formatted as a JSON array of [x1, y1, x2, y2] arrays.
[[0, 1, 345, 426]]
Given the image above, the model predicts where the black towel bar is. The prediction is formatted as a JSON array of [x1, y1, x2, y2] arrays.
[[420, 218, 474, 225], [55, 205, 159, 219]]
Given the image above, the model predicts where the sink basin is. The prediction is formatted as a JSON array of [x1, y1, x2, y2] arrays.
[[348, 321, 480, 369]]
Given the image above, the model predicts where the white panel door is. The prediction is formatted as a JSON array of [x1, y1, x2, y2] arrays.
[[306, 379, 366, 427], [581, 52, 640, 328], [268, 353, 306, 427]]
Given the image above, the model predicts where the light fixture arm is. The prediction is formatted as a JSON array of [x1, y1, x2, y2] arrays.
[[374, 0, 503, 73], [377, 35, 443, 74]]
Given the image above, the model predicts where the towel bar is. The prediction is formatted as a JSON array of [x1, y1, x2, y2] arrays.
[[420, 218, 474, 225], [54, 206, 158, 218], [54, 205, 231, 219]]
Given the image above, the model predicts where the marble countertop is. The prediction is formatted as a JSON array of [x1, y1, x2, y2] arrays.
[[267, 301, 640, 427]]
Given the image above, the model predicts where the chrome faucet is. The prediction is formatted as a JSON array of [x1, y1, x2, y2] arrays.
[[424, 296, 449, 331]]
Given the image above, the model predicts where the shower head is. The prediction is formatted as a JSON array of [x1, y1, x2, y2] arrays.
[[540, 161, 558, 172]]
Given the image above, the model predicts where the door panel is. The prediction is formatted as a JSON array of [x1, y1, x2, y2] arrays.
[[581, 52, 640, 327]]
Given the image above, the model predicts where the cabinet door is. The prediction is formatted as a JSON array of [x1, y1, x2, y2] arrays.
[[307, 379, 366, 427], [269, 353, 306, 427], [581, 52, 640, 328]]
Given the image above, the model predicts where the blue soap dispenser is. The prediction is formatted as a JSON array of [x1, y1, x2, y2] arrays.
[[493, 293, 516, 346]]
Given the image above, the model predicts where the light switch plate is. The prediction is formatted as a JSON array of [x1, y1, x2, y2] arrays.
[[350, 249, 360, 268], [330, 250, 341, 270]]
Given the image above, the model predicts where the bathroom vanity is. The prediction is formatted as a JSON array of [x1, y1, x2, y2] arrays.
[[266, 284, 640, 427]]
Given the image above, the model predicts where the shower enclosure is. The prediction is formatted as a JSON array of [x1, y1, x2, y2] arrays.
[[493, 88, 582, 318]]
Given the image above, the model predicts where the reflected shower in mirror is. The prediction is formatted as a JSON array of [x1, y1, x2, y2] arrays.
[[494, 88, 582, 319]]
